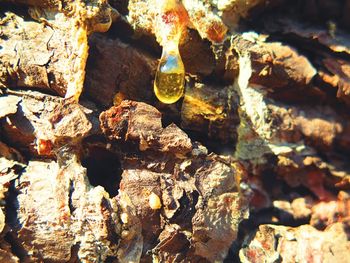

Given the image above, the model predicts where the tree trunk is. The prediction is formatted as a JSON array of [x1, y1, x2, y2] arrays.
[[0, 0, 349, 262]]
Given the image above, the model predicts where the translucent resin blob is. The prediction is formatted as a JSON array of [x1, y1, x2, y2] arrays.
[[154, 0, 186, 104], [154, 43, 185, 104]]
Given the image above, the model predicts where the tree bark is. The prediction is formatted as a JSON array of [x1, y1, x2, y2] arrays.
[[1, 0, 350, 262]]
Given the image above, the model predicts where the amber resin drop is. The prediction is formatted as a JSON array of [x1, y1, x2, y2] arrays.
[[154, 44, 185, 104]]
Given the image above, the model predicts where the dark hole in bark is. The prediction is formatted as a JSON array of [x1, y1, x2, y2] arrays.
[[109, 0, 130, 16], [68, 180, 76, 214], [170, 190, 199, 229], [105, 256, 118, 263], [81, 146, 122, 198]]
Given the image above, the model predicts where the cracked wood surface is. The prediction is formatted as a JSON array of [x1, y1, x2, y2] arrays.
[[1, 0, 350, 262]]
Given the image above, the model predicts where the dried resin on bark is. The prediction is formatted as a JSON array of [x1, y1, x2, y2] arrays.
[[154, 0, 187, 104]]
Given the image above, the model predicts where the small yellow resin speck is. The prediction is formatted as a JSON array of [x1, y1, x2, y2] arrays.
[[154, 43, 185, 104], [149, 192, 162, 210], [120, 213, 129, 224]]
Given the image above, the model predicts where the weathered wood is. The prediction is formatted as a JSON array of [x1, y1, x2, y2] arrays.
[[1, 0, 350, 262]]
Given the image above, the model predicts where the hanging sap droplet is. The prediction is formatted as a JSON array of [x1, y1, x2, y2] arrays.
[[153, 0, 187, 104], [154, 43, 185, 104]]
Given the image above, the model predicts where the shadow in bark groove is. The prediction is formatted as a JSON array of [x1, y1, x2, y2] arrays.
[[81, 146, 122, 197], [4, 182, 30, 261]]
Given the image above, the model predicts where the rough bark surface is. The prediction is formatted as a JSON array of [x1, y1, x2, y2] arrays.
[[1, 0, 350, 262]]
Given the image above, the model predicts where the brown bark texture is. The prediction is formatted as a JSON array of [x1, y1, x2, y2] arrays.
[[0, 0, 350, 262]]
